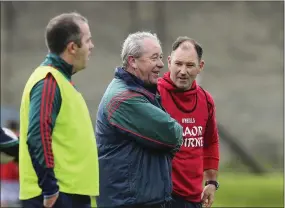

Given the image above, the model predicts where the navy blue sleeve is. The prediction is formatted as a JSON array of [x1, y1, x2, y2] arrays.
[[0, 128, 19, 161]]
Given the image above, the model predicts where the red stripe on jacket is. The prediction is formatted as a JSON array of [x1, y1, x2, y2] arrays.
[[40, 74, 56, 168]]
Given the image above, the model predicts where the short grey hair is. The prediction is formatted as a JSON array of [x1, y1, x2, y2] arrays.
[[121, 31, 161, 68]]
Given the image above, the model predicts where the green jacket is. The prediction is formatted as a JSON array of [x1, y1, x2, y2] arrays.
[[96, 67, 183, 207]]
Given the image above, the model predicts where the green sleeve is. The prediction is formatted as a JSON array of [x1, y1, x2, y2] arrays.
[[107, 93, 183, 151], [27, 73, 60, 197]]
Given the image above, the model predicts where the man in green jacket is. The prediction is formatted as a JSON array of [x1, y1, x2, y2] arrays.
[[19, 12, 99, 208], [96, 31, 183, 207]]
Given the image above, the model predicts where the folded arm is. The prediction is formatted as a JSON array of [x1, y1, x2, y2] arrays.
[[107, 91, 183, 152]]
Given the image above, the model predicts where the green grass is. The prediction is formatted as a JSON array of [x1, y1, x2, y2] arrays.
[[213, 172, 284, 207]]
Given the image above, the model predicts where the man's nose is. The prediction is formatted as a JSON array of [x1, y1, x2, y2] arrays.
[[90, 41, 94, 49], [157, 58, 164, 68], [180, 66, 187, 74]]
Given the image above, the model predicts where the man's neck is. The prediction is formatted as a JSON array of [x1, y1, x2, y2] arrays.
[[60, 53, 75, 74], [125, 67, 157, 94], [125, 67, 136, 76]]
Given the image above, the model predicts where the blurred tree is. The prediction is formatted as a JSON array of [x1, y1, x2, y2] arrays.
[[129, 1, 139, 33], [218, 124, 266, 174], [155, 2, 166, 46], [1, 2, 16, 105]]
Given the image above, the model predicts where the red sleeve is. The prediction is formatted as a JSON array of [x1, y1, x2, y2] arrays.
[[203, 92, 220, 170]]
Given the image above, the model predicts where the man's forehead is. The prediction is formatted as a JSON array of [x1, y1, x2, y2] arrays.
[[180, 41, 195, 50], [142, 38, 161, 54], [78, 21, 89, 31], [171, 46, 198, 61], [79, 22, 92, 38]]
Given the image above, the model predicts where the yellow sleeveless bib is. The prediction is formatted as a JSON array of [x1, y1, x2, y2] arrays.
[[19, 66, 99, 200]]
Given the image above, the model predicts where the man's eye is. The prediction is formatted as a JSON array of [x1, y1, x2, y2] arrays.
[[151, 57, 158, 61]]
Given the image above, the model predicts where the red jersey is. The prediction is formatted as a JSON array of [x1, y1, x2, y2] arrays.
[[157, 72, 219, 202], [0, 162, 19, 181]]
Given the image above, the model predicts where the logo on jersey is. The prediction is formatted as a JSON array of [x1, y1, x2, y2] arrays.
[[182, 118, 204, 147], [182, 118, 195, 124]]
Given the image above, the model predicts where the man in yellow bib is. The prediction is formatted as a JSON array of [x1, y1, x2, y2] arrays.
[[19, 12, 99, 208]]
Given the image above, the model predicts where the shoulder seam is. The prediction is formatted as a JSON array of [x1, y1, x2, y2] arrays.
[[107, 90, 144, 121]]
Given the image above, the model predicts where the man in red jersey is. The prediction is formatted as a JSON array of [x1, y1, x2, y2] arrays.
[[157, 36, 220, 208]]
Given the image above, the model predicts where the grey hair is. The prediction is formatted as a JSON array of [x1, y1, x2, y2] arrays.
[[121, 31, 161, 68]]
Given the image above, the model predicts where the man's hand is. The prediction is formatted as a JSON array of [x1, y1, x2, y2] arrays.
[[43, 192, 59, 208], [201, 184, 216, 207]]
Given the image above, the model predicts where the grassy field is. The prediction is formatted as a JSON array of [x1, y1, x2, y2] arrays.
[[90, 172, 283, 207], [213, 172, 284, 207]]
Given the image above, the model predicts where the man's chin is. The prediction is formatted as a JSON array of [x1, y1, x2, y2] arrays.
[[74, 65, 86, 73], [175, 83, 188, 91], [148, 77, 158, 85]]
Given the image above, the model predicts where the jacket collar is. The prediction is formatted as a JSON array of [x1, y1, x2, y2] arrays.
[[114, 67, 156, 100]]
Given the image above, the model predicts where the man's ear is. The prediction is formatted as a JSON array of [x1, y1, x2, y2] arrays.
[[66, 41, 78, 55], [127, 56, 137, 69], [167, 55, 171, 71], [198, 60, 205, 74]]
